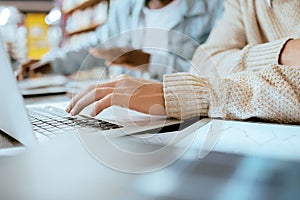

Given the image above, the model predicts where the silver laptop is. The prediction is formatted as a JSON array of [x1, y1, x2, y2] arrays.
[[0, 43, 210, 149]]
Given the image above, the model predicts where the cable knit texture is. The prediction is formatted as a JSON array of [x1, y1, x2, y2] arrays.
[[219, 65, 300, 124], [164, 0, 300, 124], [193, 0, 300, 77], [164, 65, 300, 123]]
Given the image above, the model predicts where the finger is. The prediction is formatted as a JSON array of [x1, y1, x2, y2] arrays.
[[70, 87, 114, 116], [66, 80, 120, 113], [106, 60, 136, 69], [67, 74, 135, 113], [90, 93, 131, 117], [90, 93, 166, 117], [16, 59, 39, 80], [15, 66, 26, 80], [90, 48, 111, 59], [105, 55, 127, 65], [66, 85, 96, 113], [16, 70, 23, 80]]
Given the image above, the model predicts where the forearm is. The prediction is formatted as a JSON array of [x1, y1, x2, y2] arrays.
[[194, 36, 291, 78], [49, 48, 106, 75], [163, 65, 300, 124], [220, 65, 300, 123], [191, 0, 291, 78]]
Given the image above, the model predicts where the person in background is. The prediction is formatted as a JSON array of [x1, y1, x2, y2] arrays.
[[66, 0, 300, 124], [193, 0, 300, 78], [18, 0, 224, 81]]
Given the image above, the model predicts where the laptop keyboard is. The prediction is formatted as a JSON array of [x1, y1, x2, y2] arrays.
[[28, 106, 122, 138]]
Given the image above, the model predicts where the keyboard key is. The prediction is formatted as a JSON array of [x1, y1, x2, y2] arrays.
[[29, 106, 122, 139]]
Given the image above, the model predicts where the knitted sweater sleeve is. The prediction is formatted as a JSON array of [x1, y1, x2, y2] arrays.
[[163, 65, 300, 124], [192, 0, 290, 78]]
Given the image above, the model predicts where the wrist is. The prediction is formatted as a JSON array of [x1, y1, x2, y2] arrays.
[[279, 39, 294, 65]]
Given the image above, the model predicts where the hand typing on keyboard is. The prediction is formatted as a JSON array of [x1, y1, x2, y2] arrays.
[[66, 75, 166, 117]]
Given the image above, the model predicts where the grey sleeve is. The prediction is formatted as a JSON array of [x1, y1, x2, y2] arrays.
[[50, 48, 105, 75]]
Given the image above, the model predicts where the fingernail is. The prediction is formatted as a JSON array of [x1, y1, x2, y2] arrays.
[[70, 111, 75, 116]]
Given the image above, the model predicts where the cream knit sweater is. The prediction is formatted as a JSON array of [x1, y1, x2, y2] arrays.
[[163, 0, 300, 124]]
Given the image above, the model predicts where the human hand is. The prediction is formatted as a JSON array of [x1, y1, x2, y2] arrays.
[[16, 59, 39, 80], [90, 47, 150, 70], [66, 75, 166, 117], [16, 60, 52, 80], [6, 42, 17, 60], [279, 38, 300, 68]]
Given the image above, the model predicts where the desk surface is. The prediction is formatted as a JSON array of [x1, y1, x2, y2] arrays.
[[2, 94, 300, 160], [0, 132, 300, 200], [1, 95, 300, 199]]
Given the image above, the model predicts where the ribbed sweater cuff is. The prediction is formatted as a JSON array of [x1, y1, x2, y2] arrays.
[[245, 38, 290, 71], [163, 73, 209, 119]]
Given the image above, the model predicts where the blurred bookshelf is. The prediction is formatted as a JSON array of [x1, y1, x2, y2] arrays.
[[60, 0, 109, 49]]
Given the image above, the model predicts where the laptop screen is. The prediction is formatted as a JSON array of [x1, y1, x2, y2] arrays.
[[0, 43, 36, 146]]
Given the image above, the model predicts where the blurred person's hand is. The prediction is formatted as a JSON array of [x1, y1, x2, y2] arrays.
[[16, 60, 52, 80], [280, 38, 300, 68], [66, 75, 166, 117], [6, 42, 18, 60], [16, 59, 39, 80], [90, 47, 150, 70]]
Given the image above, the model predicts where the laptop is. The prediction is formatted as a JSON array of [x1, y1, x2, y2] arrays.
[[18, 75, 68, 97], [0, 43, 210, 150]]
